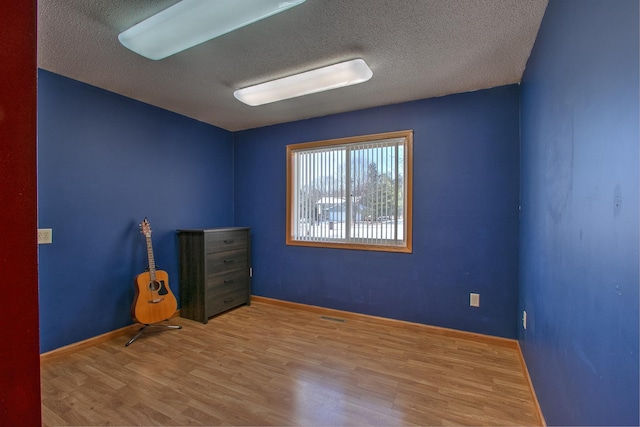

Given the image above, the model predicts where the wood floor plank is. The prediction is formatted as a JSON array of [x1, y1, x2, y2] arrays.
[[41, 300, 542, 426]]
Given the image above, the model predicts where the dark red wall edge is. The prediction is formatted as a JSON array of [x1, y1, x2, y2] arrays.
[[0, 2, 42, 425]]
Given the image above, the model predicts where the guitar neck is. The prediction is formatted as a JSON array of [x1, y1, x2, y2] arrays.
[[145, 234, 157, 281]]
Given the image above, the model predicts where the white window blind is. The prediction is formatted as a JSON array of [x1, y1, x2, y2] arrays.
[[287, 130, 412, 252]]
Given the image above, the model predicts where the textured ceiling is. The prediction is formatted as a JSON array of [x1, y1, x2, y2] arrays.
[[37, 0, 548, 131]]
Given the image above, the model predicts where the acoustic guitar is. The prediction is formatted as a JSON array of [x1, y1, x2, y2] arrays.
[[131, 218, 177, 324]]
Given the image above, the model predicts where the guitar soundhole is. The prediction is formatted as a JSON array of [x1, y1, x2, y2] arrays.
[[148, 280, 168, 295]]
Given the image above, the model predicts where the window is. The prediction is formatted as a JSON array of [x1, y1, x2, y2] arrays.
[[286, 130, 412, 253]]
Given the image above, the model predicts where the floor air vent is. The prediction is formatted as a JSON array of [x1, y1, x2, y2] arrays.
[[320, 315, 345, 323]]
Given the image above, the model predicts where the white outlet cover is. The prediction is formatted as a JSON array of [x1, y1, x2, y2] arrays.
[[470, 293, 480, 307]]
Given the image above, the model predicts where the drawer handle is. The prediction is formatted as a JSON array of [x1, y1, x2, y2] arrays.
[[223, 239, 234, 244], [223, 297, 234, 304], [223, 279, 234, 284], [223, 259, 235, 264]]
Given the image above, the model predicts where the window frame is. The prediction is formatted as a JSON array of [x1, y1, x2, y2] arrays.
[[286, 130, 413, 253]]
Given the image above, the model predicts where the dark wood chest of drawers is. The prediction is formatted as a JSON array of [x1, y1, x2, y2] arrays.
[[177, 228, 251, 323]]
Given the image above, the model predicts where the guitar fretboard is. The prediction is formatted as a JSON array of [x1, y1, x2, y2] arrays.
[[145, 234, 156, 281]]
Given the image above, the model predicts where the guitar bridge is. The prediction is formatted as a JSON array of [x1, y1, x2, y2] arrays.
[[148, 298, 164, 304]]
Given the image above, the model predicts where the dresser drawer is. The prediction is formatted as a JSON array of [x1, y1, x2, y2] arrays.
[[206, 287, 249, 317], [208, 279, 248, 300], [206, 248, 248, 273], [206, 269, 248, 293], [205, 230, 248, 253]]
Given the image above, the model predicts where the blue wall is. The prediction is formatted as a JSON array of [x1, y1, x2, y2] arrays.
[[38, 72, 521, 350], [234, 86, 521, 339], [37, 70, 235, 352], [520, 0, 639, 425]]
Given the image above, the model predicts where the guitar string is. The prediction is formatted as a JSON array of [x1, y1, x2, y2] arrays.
[[144, 221, 173, 323], [145, 221, 159, 323]]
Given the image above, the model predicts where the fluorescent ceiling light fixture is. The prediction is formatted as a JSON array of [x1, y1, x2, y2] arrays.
[[118, 0, 306, 60], [234, 59, 373, 106]]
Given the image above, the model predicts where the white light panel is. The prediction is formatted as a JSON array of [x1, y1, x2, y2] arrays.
[[234, 59, 374, 106], [118, 0, 306, 60]]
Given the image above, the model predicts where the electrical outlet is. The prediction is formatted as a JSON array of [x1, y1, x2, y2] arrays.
[[38, 228, 53, 244], [523, 310, 527, 329], [470, 293, 480, 307]]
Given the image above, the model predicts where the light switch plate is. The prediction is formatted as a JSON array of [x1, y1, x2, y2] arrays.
[[38, 228, 53, 244]]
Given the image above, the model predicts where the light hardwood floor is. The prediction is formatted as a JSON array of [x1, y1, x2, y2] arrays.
[[41, 299, 542, 426]]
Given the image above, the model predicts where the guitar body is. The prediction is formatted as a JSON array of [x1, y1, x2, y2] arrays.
[[131, 218, 177, 324], [131, 269, 177, 324]]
